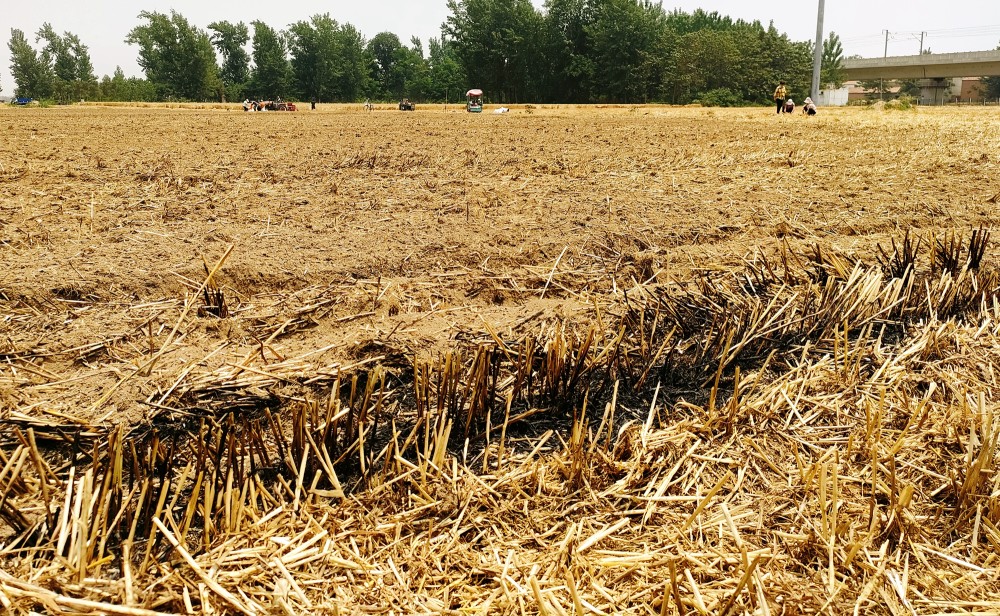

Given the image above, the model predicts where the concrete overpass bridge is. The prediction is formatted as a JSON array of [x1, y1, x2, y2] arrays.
[[842, 50, 1000, 80], [841, 50, 1000, 104]]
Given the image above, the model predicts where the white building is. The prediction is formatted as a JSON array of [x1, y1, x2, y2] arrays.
[[814, 85, 850, 106]]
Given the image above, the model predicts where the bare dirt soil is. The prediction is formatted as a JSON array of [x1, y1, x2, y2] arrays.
[[2, 104, 995, 424], [1, 104, 1000, 614]]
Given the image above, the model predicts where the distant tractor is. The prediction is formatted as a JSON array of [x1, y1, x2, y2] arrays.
[[399, 98, 415, 111], [466, 89, 483, 113]]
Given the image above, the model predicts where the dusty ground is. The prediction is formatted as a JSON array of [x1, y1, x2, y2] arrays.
[[2, 104, 997, 426], [2, 104, 1000, 614]]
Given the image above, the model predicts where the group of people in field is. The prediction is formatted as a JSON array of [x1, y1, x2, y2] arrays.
[[773, 81, 817, 116], [242, 86, 814, 114], [242, 97, 284, 112]]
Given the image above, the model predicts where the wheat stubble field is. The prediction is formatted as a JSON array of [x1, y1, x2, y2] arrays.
[[1, 104, 1000, 614]]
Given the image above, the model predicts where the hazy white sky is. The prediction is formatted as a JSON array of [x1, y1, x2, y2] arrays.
[[2, 1, 999, 92]]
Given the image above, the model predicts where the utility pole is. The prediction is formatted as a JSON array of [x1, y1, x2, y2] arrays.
[[919, 31, 926, 54], [881, 30, 889, 101], [811, 0, 825, 102]]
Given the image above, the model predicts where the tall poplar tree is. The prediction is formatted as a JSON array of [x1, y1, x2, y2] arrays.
[[287, 14, 339, 103], [8, 28, 53, 98], [36, 24, 97, 102], [445, 0, 544, 102], [249, 21, 290, 99], [208, 21, 251, 101], [126, 11, 219, 100]]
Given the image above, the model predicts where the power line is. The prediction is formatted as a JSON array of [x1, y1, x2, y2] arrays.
[[923, 24, 1000, 36], [840, 24, 1000, 56], [840, 24, 1000, 43]]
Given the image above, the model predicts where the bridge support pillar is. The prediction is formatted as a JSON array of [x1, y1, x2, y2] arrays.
[[918, 78, 960, 105]]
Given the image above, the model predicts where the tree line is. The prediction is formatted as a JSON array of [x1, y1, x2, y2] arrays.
[[6, 2, 854, 105], [446, 0, 848, 105]]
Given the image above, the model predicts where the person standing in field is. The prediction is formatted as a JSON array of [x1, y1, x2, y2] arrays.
[[774, 81, 787, 114]]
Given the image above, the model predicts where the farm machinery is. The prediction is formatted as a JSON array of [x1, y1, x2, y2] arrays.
[[244, 99, 296, 112], [466, 89, 483, 113], [398, 98, 415, 111]]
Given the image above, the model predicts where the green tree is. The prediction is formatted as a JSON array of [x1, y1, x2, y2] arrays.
[[445, 0, 544, 102], [658, 13, 815, 105], [665, 8, 735, 35], [588, 0, 670, 103], [982, 76, 1000, 100], [763, 23, 812, 104], [396, 38, 432, 101], [8, 28, 53, 98], [982, 42, 1000, 100], [330, 23, 370, 102], [897, 74, 922, 98], [857, 78, 896, 100], [208, 21, 250, 101], [363, 32, 431, 101], [672, 29, 738, 104], [541, 0, 596, 103], [286, 16, 368, 102], [428, 36, 466, 102], [70, 35, 96, 84], [820, 31, 845, 88], [126, 11, 219, 100], [37, 23, 75, 82], [35, 24, 97, 102], [288, 14, 337, 103], [97, 66, 157, 101], [99, 67, 125, 100], [723, 22, 776, 104], [249, 21, 290, 99], [367, 32, 404, 100], [983, 75, 1000, 100], [436, 2, 833, 105]]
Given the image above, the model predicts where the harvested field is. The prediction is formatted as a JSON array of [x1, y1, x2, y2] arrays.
[[1, 103, 1000, 614]]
